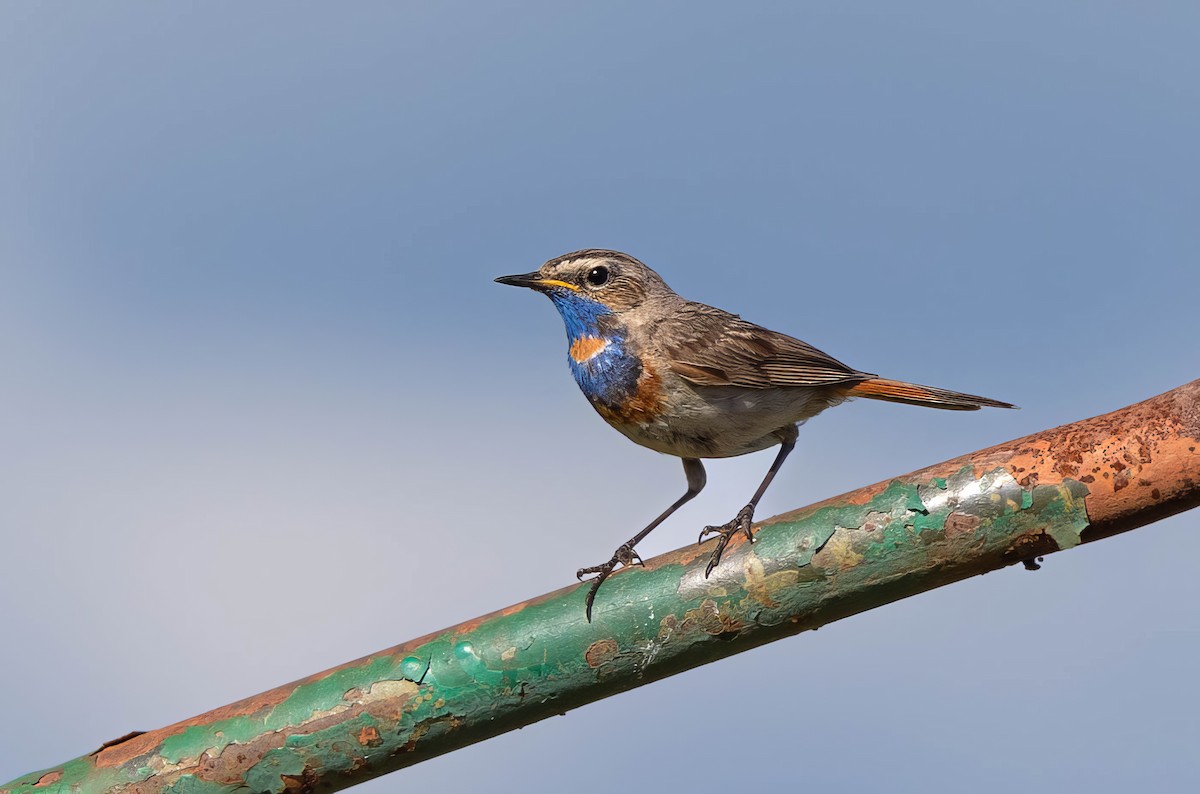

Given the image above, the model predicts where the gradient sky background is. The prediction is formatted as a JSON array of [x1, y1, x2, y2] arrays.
[[2, 2, 1198, 791]]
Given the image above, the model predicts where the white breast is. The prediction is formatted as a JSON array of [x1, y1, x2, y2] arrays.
[[597, 381, 845, 459]]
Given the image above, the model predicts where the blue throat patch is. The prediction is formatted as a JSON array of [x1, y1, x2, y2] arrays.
[[546, 290, 641, 407]]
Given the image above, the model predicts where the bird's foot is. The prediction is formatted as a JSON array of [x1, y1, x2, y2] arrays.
[[698, 503, 756, 578], [576, 543, 643, 622]]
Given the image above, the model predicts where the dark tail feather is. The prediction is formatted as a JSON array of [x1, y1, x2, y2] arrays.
[[846, 377, 1017, 411]]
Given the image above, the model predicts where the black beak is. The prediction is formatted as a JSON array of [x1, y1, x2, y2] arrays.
[[494, 271, 544, 289]]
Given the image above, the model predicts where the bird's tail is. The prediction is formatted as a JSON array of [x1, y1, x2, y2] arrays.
[[846, 377, 1016, 411]]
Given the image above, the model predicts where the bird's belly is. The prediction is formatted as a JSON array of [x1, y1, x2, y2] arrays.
[[599, 384, 840, 459]]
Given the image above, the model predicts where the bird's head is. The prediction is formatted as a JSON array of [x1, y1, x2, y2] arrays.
[[495, 249, 670, 331]]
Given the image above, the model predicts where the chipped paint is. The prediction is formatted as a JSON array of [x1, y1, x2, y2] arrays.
[[5, 379, 1198, 794]]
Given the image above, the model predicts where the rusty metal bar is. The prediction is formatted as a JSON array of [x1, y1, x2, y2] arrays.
[[5, 380, 1198, 794]]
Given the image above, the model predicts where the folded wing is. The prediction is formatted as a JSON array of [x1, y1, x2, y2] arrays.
[[656, 302, 873, 389]]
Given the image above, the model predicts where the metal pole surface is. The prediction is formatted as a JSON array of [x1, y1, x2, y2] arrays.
[[5, 380, 1198, 794]]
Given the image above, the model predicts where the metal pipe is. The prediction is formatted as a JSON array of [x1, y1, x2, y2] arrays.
[[6, 380, 1198, 794]]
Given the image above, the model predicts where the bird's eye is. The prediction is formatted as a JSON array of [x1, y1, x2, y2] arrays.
[[586, 266, 610, 287]]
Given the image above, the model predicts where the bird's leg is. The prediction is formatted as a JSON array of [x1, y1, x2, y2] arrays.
[[577, 458, 706, 622], [699, 428, 797, 578]]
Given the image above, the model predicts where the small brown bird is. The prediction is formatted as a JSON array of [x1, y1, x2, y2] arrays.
[[497, 250, 1015, 620]]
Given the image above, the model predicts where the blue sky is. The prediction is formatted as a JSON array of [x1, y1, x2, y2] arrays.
[[2, 2, 1198, 790]]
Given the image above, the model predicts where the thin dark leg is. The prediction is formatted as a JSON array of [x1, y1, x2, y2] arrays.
[[699, 427, 797, 578], [577, 458, 706, 622]]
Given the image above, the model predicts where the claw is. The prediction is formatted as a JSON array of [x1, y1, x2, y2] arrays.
[[583, 569, 611, 622], [739, 510, 755, 542], [575, 543, 642, 622], [699, 504, 757, 579], [704, 539, 730, 578]]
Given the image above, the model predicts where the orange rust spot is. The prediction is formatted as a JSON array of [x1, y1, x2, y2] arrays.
[[681, 598, 745, 635], [34, 771, 62, 788], [357, 725, 382, 747], [569, 335, 608, 363], [452, 615, 489, 634], [944, 512, 982, 538], [672, 539, 716, 568], [90, 730, 146, 758], [585, 638, 619, 668]]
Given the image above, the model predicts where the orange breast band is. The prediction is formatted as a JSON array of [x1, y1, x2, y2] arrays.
[[570, 335, 610, 363]]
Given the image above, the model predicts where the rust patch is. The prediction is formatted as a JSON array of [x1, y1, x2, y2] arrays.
[[585, 638, 619, 668], [91, 731, 145, 756], [451, 615, 492, 635], [357, 726, 383, 747], [361, 681, 421, 723], [768, 479, 896, 522], [673, 539, 720, 569], [33, 772, 62, 788], [681, 599, 745, 636], [944, 512, 982, 538], [195, 732, 288, 789], [281, 766, 319, 793], [1003, 532, 1060, 567]]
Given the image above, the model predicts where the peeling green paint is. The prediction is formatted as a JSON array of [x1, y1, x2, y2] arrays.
[[161, 717, 255, 763], [3, 467, 1093, 794], [264, 658, 398, 728], [244, 749, 305, 794], [165, 775, 228, 794]]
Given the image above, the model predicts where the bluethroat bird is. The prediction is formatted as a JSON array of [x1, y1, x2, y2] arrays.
[[497, 250, 1015, 621]]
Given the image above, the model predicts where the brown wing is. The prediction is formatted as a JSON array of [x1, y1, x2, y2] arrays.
[[655, 302, 873, 388]]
